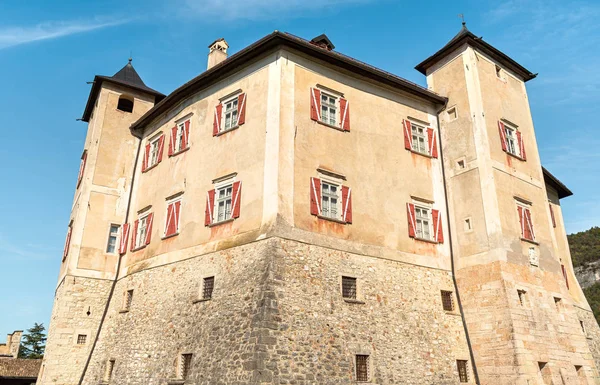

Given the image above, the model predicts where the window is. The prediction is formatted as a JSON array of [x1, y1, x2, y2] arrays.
[[539, 362, 551, 384], [549, 203, 557, 228], [495, 64, 502, 79], [342, 276, 357, 299], [402, 119, 438, 158], [62, 223, 73, 261], [169, 119, 190, 155], [104, 359, 115, 382], [123, 289, 133, 311], [143, 135, 164, 172], [464, 218, 472, 232], [457, 360, 469, 383], [517, 289, 527, 307], [164, 198, 182, 238], [554, 297, 562, 311], [106, 224, 120, 254], [132, 212, 153, 250], [309, 177, 352, 223], [355, 355, 369, 382], [457, 159, 466, 170], [320, 92, 338, 126], [202, 277, 215, 300], [309, 88, 350, 131], [441, 290, 454, 312], [411, 122, 428, 154], [580, 320, 586, 335], [575, 365, 584, 379], [205, 178, 242, 226], [76, 334, 87, 345], [77, 150, 87, 188], [178, 353, 193, 379], [498, 120, 526, 160], [407, 203, 443, 243], [213, 93, 246, 135], [516, 202, 535, 242], [561, 265, 570, 289], [117, 96, 134, 113], [447, 106, 458, 121]]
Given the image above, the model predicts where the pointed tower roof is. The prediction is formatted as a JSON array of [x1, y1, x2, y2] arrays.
[[81, 59, 165, 122], [415, 23, 536, 82]]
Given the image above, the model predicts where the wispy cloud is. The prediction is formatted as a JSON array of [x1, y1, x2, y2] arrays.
[[0, 234, 56, 261], [0, 17, 131, 50], [181, 0, 374, 21]]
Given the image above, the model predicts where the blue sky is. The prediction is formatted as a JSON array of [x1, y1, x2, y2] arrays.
[[0, 0, 598, 339]]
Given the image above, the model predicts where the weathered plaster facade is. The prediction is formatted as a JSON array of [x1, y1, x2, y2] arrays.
[[39, 29, 600, 385]]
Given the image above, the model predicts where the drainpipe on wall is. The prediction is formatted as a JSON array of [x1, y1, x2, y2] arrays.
[[435, 106, 481, 385], [77, 133, 142, 385]]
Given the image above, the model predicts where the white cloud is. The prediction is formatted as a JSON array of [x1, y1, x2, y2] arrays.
[[0, 17, 131, 50], [181, 0, 372, 21]]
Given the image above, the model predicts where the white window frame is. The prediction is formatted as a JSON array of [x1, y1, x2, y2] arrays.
[[221, 95, 239, 133], [414, 203, 433, 241], [410, 121, 429, 155], [320, 178, 342, 221], [106, 224, 120, 254], [319, 90, 339, 127], [135, 212, 151, 249], [175, 121, 187, 153], [504, 122, 520, 157], [164, 197, 182, 237], [147, 135, 161, 168], [516, 200, 535, 242], [213, 179, 234, 224]]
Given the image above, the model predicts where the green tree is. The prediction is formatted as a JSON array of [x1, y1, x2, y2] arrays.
[[568, 226, 600, 267], [18, 323, 46, 359]]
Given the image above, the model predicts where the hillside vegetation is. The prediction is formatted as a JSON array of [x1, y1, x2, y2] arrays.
[[568, 226, 600, 268]]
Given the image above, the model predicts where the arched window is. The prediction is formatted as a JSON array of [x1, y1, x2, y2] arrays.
[[117, 96, 134, 113]]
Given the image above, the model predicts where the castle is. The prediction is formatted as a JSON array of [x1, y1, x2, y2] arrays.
[[38, 26, 600, 385]]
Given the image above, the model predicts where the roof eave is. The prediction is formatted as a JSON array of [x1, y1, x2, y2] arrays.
[[130, 32, 446, 132], [543, 167, 573, 199], [415, 35, 536, 82]]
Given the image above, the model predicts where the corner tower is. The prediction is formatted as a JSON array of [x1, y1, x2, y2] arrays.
[[418, 24, 600, 384], [39, 60, 164, 385]]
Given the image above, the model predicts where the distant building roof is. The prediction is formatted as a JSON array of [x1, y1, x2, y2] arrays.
[[0, 358, 42, 380], [543, 167, 573, 199], [415, 23, 537, 82], [131, 31, 446, 133], [81, 59, 165, 122]]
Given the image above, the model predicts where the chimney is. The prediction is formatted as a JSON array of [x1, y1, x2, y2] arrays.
[[207, 38, 229, 70], [8, 330, 22, 358]]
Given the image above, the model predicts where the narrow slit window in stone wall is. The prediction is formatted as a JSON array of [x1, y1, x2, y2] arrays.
[[441, 291, 454, 311], [179, 353, 193, 379], [203, 277, 215, 300], [517, 290, 527, 307], [554, 297, 562, 311], [124, 289, 133, 311], [355, 355, 369, 382], [104, 359, 115, 382], [580, 320, 586, 335], [457, 360, 469, 383], [342, 276, 357, 299]]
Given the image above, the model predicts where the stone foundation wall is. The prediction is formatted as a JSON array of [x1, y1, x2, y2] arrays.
[[81, 237, 473, 384], [39, 276, 112, 385]]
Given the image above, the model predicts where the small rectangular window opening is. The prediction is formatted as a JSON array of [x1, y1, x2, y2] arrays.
[[457, 159, 466, 169], [441, 290, 454, 312], [539, 362, 551, 384], [124, 289, 133, 310], [517, 290, 527, 307], [411, 122, 429, 155], [457, 360, 469, 383], [554, 297, 562, 311], [321, 181, 341, 220], [76, 334, 87, 345], [464, 218, 472, 231], [342, 276, 357, 299], [179, 353, 193, 379], [202, 277, 215, 300], [495, 64, 502, 78], [575, 365, 584, 378], [447, 106, 457, 121], [355, 354, 369, 382], [106, 224, 120, 254], [104, 359, 115, 382], [580, 320, 586, 335]]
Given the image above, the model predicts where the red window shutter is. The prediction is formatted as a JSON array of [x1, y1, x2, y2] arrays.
[[205, 189, 216, 226], [119, 223, 129, 254], [549, 204, 556, 228], [130, 220, 139, 251], [182, 120, 190, 150], [517, 131, 527, 160], [524, 208, 535, 241], [213, 104, 223, 136], [169, 126, 177, 156], [145, 213, 154, 245], [231, 181, 242, 219], [142, 143, 150, 172], [432, 209, 444, 243], [157, 135, 165, 163], [340, 98, 350, 131], [403, 120, 412, 150], [561, 264, 569, 289], [310, 177, 321, 216], [237, 93, 247, 126], [77, 151, 87, 187], [310, 88, 321, 121], [427, 128, 438, 158], [407, 203, 416, 238], [165, 203, 176, 237], [63, 226, 72, 259], [174, 201, 181, 233], [517, 206, 525, 238], [498, 121, 508, 152], [341, 185, 352, 223]]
